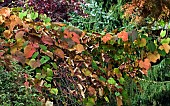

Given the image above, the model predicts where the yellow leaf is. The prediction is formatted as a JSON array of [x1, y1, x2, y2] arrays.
[[147, 51, 160, 63], [139, 38, 146, 47], [0, 7, 10, 17], [3, 30, 12, 39], [82, 68, 92, 76], [159, 43, 170, 54]]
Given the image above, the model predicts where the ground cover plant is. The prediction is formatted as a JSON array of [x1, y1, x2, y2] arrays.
[[0, 5, 170, 106]]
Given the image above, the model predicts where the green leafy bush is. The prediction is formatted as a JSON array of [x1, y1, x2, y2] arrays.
[[0, 61, 42, 106]]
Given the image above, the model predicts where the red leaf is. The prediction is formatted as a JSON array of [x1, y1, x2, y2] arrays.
[[117, 31, 128, 42], [71, 32, 80, 44], [41, 35, 53, 45], [24, 44, 36, 58], [24, 81, 29, 88]]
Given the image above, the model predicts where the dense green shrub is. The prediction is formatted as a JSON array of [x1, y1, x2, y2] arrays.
[[0, 61, 42, 106]]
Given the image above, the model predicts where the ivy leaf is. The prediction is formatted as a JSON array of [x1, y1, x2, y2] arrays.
[[3, 30, 12, 39], [44, 17, 51, 23], [119, 77, 125, 85], [107, 77, 116, 85], [71, 32, 80, 44], [161, 38, 170, 44], [99, 76, 106, 82], [139, 58, 151, 75], [101, 33, 112, 43], [30, 12, 38, 20], [32, 52, 39, 59], [24, 44, 36, 58], [39, 44, 47, 51], [44, 82, 51, 88], [0, 7, 10, 17], [104, 96, 109, 103], [160, 30, 166, 38], [47, 68, 53, 77], [115, 92, 121, 96], [40, 56, 50, 64], [19, 11, 27, 19], [50, 88, 58, 95]]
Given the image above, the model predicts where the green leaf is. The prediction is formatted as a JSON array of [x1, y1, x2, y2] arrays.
[[147, 41, 156, 52], [44, 17, 51, 23], [39, 44, 47, 51], [104, 96, 109, 103], [107, 77, 116, 85], [31, 12, 38, 20], [119, 77, 125, 85], [115, 92, 120, 96], [161, 38, 170, 44], [35, 73, 41, 80], [160, 30, 166, 38], [47, 68, 53, 77], [158, 49, 166, 56], [46, 77, 53, 82], [50, 88, 58, 95], [19, 11, 27, 19], [92, 60, 98, 70], [44, 82, 51, 88], [51, 62, 58, 70], [32, 52, 39, 59], [99, 76, 107, 82], [40, 56, 50, 64]]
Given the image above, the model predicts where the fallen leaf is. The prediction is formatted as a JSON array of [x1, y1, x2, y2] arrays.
[[101, 33, 112, 43], [28, 59, 41, 69], [54, 48, 64, 59], [41, 35, 53, 45], [117, 31, 128, 42], [3, 30, 12, 39], [88, 86, 96, 96], [75, 44, 85, 53], [0, 7, 10, 17], [24, 81, 29, 89], [24, 44, 36, 58], [71, 32, 80, 44], [139, 58, 151, 75], [116, 96, 123, 106]]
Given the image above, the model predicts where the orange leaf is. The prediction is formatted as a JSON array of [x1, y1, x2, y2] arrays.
[[159, 43, 170, 54], [139, 58, 151, 75], [54, 48, 64, 59], [117, 31, 128, 42], [116, 96, 123, 106], [101, 33, 112, 43], [28, 59, 41, 69], [24, 44, 36, 58], [75, 44, 85, 53], [0, 7, 10, 17], [147, 51, 160, 63], [3, 30, 12, 39]]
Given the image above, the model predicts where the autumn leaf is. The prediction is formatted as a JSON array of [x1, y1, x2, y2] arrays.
[[15, 31, 25, 39], [24, 44, 36, 58], [117, 31, 128, 42], [41, 35, 53, 45], [24, 81, 29, 89], [88, 86, 96, 96], [139, 58, 151, 75], [75, 44, 85, 53], [147, 51, 160, 63], [116, 96, 123, 106], [8, 15, 22, 31], [3, 30, 12, 39], [54, 48, 64, 59], [101, 33, 112, 43], [71, 32, 80, 44], [0, 15, 4, 25], [159, 43, 170, 54], [12, 51, 26, 65], [139, 38, 146, 47], [0, 7, 10, 17], [28, 59, 41, 69]]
